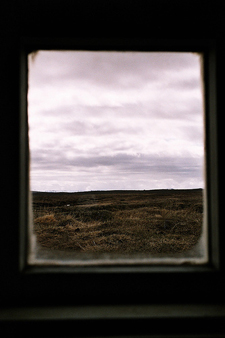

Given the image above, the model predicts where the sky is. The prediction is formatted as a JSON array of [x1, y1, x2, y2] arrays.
[[28, 51, 204, 192]]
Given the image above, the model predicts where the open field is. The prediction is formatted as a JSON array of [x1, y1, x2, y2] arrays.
[[32, 189, 203, 256]]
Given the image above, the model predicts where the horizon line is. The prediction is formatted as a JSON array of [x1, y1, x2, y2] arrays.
[[31, 187, 204, 193]]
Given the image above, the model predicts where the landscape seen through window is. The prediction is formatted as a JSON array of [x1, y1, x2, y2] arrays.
[[28, 51, 207, 264]]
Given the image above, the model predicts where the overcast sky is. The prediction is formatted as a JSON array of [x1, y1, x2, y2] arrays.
[[28, 51, 204, 192]]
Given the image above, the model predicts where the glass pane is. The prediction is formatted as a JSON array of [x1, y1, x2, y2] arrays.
[[28, 51, 207, 265]]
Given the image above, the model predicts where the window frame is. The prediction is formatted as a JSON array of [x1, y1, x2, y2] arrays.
[[20, 38, 218, 274], [1, 0, 225, 335]]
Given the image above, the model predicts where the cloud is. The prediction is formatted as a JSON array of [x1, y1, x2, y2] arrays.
[[31, 150, 202, 181], [30, 151, 204, 192], [30, 51, 200, 88], [28, 51, 204, 191]]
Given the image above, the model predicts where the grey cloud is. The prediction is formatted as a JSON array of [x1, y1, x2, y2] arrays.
[[30, 51, 201, 90], [31, 150, 202, 180], [181, 124, 204, 143], [59, 119, 141, 137], [34, 95, 203, 127], [161, 77, 202, 93], [29, 51, 204, 191]]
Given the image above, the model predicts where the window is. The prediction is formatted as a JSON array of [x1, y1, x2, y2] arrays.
[[27, 49, 209, 267], [1, 0, 224, 334]]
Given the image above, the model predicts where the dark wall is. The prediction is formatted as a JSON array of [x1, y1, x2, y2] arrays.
[[0, 1, 225, 336]]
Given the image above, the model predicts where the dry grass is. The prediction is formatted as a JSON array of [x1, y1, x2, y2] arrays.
[[32, 189, 203, 255]]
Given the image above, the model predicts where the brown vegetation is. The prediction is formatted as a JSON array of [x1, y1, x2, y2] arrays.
[[32, 189, 203, 255]]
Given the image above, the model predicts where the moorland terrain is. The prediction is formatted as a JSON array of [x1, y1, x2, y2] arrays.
[[32, 189, 203, 256]]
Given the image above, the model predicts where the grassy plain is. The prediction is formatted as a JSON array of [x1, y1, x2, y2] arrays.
[[32, 189, 203, 255]]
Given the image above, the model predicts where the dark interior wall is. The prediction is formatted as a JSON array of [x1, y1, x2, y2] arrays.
[[0, 1, 225, 336], [1, 0, 221, 38]]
